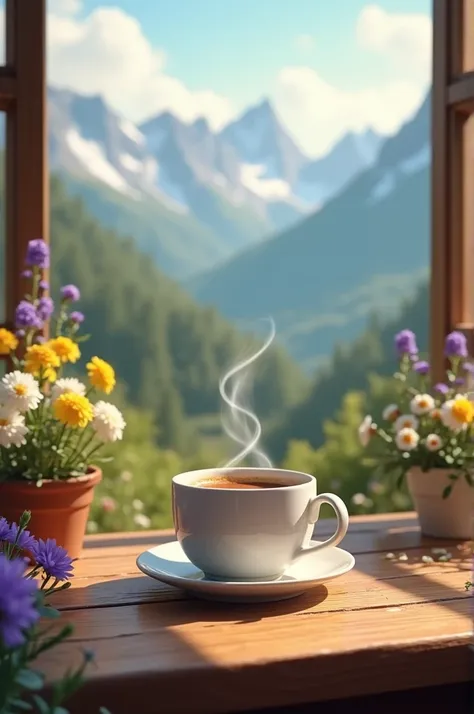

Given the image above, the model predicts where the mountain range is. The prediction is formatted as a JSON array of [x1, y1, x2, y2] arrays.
[[192, 94, 431, 371], [44, 87, 383, 278]]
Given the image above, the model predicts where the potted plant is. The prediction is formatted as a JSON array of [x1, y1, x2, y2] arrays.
[[0, 239, 125, 558], [358, 328, 474, 539]]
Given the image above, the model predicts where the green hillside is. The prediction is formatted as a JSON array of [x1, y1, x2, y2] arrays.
[[62, 174, 268, 279], [266, 281, 429, 460], [49, 175, 306, 451]]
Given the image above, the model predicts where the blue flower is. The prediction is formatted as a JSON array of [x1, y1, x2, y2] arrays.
[[25, 239, 49, 269], [0, 554, 39, 648], [5, 523, 37, 552], [31, 539, 74, 581]]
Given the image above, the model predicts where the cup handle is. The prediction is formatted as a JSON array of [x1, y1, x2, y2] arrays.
[[296, 493, 349, 558]]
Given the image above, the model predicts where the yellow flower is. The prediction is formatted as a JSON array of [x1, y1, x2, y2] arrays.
[[48, 337, 80, 364], [87, 356, 115, 394], [0, 328, 18, 355], [53, 392, 93, 428], [24, 344, 60, 382], [451, 397, 474, 424]]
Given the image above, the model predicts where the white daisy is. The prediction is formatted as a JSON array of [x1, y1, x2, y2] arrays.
[[92, 401, 126, 442], [134, 513, 151, 529], [440, 395, 474, 431], [410, 393, 435, 416], [0, 371, 43, 413], [358, 415, 375, 447], [51, 377, 86, 403], [425, 434, 443, 452], [395, 427, 420, 451], [382, 404, 400, 422], [394, 414, 419, 432], [0, 407, 28, 448]]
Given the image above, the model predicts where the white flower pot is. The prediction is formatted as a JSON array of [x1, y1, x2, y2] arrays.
[[407, 467, 474, 539]]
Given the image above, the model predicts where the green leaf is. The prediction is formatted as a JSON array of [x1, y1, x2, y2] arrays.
[[74, 334, 91, 343], [464, 472, 474, 487], [448, 473, 459, 480], [53, 708, 69, 714], [442, 484, 453, 499], [99, 709, 112, 714], [95, 456, 114, 464], [38, 605, 61, 619], [31, 696, 50, 714], [9, 699, 33, 711], [15, 669, 44, 691]]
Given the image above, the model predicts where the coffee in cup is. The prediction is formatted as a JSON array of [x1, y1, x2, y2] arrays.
[[172, 467, 349, 581]]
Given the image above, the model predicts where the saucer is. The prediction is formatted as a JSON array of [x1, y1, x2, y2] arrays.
[[136, 540, 355, 603]]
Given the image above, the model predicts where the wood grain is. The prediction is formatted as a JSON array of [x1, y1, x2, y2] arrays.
[[38, 514, 474, 714], [40, 598, 471, 714]]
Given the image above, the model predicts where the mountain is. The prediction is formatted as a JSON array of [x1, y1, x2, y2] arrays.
[[47, 174, 307, 453], [192, 93, 430, 371], [48, 87, 269, 278], [45, 88, 385, 279], [295, 128, 383, 206]]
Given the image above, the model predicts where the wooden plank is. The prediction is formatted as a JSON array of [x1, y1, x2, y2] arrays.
[[448, 72, 474, 111], [39, 598, 472, 714], [51, 553, 471, 611], [431, 0, 452, 378], [5, 0, 48, 328], [0, 66, 16, 109]]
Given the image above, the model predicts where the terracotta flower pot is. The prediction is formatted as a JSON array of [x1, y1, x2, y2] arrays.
[[0, 467, 102, 559], [407, 467, 474, 540]]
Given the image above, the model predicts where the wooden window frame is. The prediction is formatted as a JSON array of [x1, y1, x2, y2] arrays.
[[432, 0, 474, 376], [0, 0, 48, 345]]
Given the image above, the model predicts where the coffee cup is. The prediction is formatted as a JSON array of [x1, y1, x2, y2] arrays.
[[172, 467, 349, 581]]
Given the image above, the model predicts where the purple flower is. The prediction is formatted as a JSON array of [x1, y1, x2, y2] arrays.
[[15, 329, 25, 338], [39, 280, 49, 291], [15, 300, 42, 329], [70, 311, 85, 324], [0, 554, 39, 648], [25, 239, 49, 269], [434, 383, 450, 395], [445, 331, 468, 358], [34, 335, 46, 344], [37, 296, 54, 321], [5, 523, 37, 553], [31, 539, 74, 581], [0, 517, 10, 541], [463, 362, 474, 374], [413, 360, 430, 375], [60, 284, 80, 302], [455, 377, 465, 386], [21, 269, 32, 279], [395, 329, 417, 355]]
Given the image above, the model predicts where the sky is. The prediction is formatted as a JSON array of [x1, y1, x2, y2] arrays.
[[34, 1, 432, 156]]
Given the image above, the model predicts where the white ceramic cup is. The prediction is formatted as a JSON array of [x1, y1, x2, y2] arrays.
[[172, 467, 349, 581]]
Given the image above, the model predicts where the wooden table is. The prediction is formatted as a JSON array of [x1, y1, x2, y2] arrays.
[[42, 513, 473, 714]]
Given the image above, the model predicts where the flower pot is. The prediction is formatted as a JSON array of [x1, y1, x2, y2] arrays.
[[407, 467, 474, 539], [0, 467, 102, 558]]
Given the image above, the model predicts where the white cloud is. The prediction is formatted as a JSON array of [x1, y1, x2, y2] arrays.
[[48, 0, 81, 15], [356, 4, 431, 83], [47, 7, 234, 130], [295, 35, 315, 53], [273, 5, 431, 156]]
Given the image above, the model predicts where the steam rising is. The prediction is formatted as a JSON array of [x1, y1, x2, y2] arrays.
[[219, 318, 275, 468]]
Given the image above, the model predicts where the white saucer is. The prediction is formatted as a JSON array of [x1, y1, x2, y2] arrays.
[[136, 540, 355, 603]]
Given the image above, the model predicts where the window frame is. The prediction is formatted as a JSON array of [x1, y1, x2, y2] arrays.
[[432, 0, 474, 376], [0, 0, 48, 345]]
